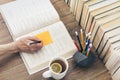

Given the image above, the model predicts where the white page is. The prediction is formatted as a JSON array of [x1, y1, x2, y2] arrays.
[[0, 0, 60, 39], [65, 0, 68, 3], [100, 34, 120, 59], [16, 21, 77, 74], [105, 51, 120, 72], [112, 66, 120, 80]]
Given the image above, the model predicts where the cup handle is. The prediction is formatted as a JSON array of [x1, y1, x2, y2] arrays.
[[42, 70, 52, 78]]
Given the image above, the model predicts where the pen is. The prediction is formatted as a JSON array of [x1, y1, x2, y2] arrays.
[[28, 41, 41, 45], [75, 31, 83, 52], [84, 36, 91, 55]]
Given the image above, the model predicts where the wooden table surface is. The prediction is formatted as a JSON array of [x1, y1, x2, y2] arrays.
[[0, 0, 112, 80]]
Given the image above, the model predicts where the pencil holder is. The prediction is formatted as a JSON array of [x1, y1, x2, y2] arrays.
[[73, 51, 95, 68]]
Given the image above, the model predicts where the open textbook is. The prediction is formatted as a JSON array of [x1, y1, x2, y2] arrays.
[[0, 0, 77, 74]]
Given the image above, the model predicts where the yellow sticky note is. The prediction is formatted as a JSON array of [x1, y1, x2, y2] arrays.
[[35, 31, 53, 46]]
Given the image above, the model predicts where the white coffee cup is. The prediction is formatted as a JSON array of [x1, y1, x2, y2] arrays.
[[42, 57, 69, 79]]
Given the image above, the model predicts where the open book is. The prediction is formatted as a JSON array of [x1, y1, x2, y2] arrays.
[[0, 0, 77, 74]]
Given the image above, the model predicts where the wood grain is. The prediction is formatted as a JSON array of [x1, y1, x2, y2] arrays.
[[0, 0, 111, 80]]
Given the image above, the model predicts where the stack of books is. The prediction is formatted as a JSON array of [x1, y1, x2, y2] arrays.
[[65, 0, 120, 79], [64, 0, 89, 22], [105, 45, 120, 80]]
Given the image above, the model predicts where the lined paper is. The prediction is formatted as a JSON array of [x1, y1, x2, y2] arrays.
[[0, 0, 60, 39]]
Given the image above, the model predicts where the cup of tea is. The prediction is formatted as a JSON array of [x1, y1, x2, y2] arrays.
[[42, 57, 69, 79]]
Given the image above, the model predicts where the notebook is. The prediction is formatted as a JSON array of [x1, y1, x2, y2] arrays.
[[0, 0, 77, 74]]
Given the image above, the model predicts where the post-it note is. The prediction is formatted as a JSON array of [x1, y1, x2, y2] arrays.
[[35, 31, 53, 46]]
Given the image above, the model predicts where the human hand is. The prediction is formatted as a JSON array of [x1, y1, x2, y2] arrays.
[[15, 36, 43, 53]]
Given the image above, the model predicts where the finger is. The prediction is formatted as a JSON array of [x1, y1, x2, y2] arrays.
[[29, 42, 43, 51], [36, 42, 43, 49], [29, 44, 41, 49]]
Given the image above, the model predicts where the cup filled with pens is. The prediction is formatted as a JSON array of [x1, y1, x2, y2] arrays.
[[73, 29, 95, 67]]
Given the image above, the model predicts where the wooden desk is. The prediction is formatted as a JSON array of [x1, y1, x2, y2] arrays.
[[0, 0, 112, 80]]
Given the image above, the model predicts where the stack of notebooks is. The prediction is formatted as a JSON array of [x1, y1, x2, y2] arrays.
[[65, 0, 120, 79], [0, 0, 77, 74]]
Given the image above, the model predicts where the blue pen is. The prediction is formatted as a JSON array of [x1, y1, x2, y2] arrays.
[[84, 36, 91, 55]]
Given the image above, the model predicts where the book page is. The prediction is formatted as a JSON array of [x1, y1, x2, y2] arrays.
[[0, 0, 60, 39], [104, 41, 120, 63], [100, 34, 120, 59], [16, 21, 77, 74], [105, 46, 120, 72], [112, 64, 120, 80]]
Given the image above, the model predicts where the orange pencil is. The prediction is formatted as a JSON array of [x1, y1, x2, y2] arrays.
[[86, 48, 90, 57], [86, 44, 92, 57]]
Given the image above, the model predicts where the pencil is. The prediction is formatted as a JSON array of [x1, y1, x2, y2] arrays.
[[86, 44, 92, 57], [80, 29, 86, 50], [86, 48, 90, 57], [74, 40, 80, 51], [75, 31, 83, 52]]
